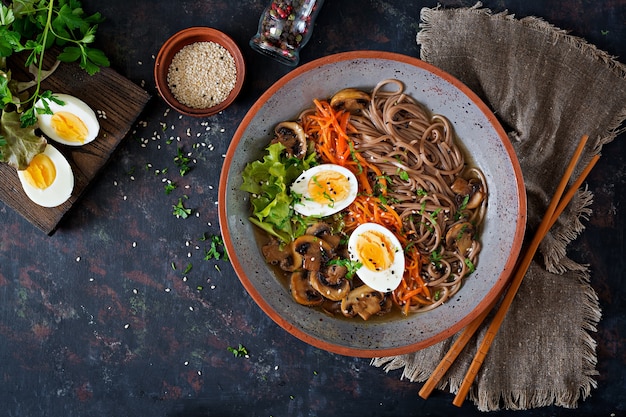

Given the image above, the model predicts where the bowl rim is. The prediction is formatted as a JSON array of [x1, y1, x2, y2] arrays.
[[218, 50, 527, 357], [154, 26, 245, 117]]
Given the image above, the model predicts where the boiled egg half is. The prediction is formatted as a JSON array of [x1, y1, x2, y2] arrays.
[[36, 93, 99, 146], [348, 223, 405, 292], [17, 144, 74, 207], [290, 164, 358, 217]]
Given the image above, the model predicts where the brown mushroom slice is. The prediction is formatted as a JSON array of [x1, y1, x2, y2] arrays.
[[261, 237, 290, 265], [445, 221, 475, 256], [305, 222, 342, 250], [451, 177, 485, 210], [451, 177, 471, 195], [340, 285, 384, 320], [293, 234, 334, 271], [378, 294, 393, 316], [262, 238, 302, 272], [279, 251, 302, 272], [270, 121, 307, 159], [465, 179, 486, 209], [329, 88, 371, 112], [309, 269, 351, 301], [320, 299, 342, 316], [290, 271, 323, 306]]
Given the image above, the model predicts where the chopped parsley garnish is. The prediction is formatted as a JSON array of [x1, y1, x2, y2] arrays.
[[172, 197, 192, 219], [164, 182, 177, 195], [204, 234, 229, 261], [227, 344, 248, 358], [327, 258, 362, 279], [174, 147, 192, 176], [396, 168, 410, 181]]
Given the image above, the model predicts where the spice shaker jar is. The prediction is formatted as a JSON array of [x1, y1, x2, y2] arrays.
[[250, 0, 324, 66]]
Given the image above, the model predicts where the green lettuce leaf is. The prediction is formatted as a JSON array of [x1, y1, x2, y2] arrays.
[[241, 142, 315, 242], [0, 109, 46, 170]]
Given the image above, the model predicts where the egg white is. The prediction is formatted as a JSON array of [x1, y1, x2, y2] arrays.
[[291, 164, 358, 217], [17, 144, 74, 208], [36, 93, 100, 146], [348, 222, 405, 293]]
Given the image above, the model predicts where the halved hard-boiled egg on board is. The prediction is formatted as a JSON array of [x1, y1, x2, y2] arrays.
[[17, 144, 74, 208], [348, 222, 405, 293], [290, 163, 358, 217], [35, 93, 100, 146]]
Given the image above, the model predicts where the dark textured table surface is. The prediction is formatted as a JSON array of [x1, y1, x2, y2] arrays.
[[1, 1, 625, 416]]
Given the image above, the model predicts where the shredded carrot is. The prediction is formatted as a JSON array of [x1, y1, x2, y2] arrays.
[[302, 99, 429, 314]]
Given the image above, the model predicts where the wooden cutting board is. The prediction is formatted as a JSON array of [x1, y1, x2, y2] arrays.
[[1, 56, 151, 235]]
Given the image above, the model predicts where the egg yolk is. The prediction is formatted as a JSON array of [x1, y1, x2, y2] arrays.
[[308, 170, 352, 206], [50, 111, 89, 143], [23, 153, 56, 190], [356, 230, 395, 272]]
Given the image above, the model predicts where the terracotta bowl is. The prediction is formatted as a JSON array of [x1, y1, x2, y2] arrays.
[[154, 27, 245, 117], [218, 51, 527, 357]]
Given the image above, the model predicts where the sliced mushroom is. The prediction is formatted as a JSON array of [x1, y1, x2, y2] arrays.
[[290, 271, 323, 306], [293, 234, 334, 271], [320, 299, 343, 316], [323, 262, 348, 284], [451, 177, 485, 210], [271, 121, 307, 159], [330, 88, 371, 112], [261, 237, 290, 265], [378, 294, 393, 316], [465, 179, 486, 209], [280, 250, 302, 272], [445, 221, 475, 256], [309, 269, 351, 301], [340, 285, 384, 320], [305, 222, 342, 250], [262, 239, 302, 272]]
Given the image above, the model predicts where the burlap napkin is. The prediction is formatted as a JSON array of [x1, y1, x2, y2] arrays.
[[371, 3, 626, 411]]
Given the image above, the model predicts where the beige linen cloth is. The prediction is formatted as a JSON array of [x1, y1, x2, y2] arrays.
[[371, 3, 626, 411]]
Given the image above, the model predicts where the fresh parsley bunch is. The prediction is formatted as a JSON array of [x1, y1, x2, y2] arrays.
[[0, 0, 109, 164], [1, 0, 109, 76]]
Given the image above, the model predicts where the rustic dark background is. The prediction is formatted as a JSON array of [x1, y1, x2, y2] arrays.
[[1, 1, 624, 416]]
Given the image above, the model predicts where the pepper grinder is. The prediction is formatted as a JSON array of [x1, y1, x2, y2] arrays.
[[250, 0, 324, 66]]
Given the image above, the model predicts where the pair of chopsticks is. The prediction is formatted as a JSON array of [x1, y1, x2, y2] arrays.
[[418, 134, 600, 406]]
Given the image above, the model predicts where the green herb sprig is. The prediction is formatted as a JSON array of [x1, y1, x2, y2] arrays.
[[227, 344, 248, 358], [0, 0, 109, 125], [172, 197, 192, 219], [1, 0, 109, 166], [203, 234, 228, 261]]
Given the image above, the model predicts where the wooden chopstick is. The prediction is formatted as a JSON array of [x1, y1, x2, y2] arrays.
[[449, 135, 599, 407], [419, 146, 601, 401], [417, 134, 599, 403], [418, 298, 495, 399]]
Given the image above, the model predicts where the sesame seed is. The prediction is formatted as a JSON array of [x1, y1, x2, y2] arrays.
[[166, 41, 237, 109]]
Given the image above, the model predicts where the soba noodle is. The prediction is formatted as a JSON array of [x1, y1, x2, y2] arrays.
[[344, 79, 487, 312], [245, 79, 487, 318]]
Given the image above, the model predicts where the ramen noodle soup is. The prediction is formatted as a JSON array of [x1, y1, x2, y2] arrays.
[[241, 79, 488, 320]]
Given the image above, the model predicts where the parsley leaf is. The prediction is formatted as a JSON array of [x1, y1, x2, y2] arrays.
[[227, 344, 248, 358], [172, 197, 192, 219], [327, 258, 362, 279], [204, 234, 229, 261], [174, 147, 192, 176]]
